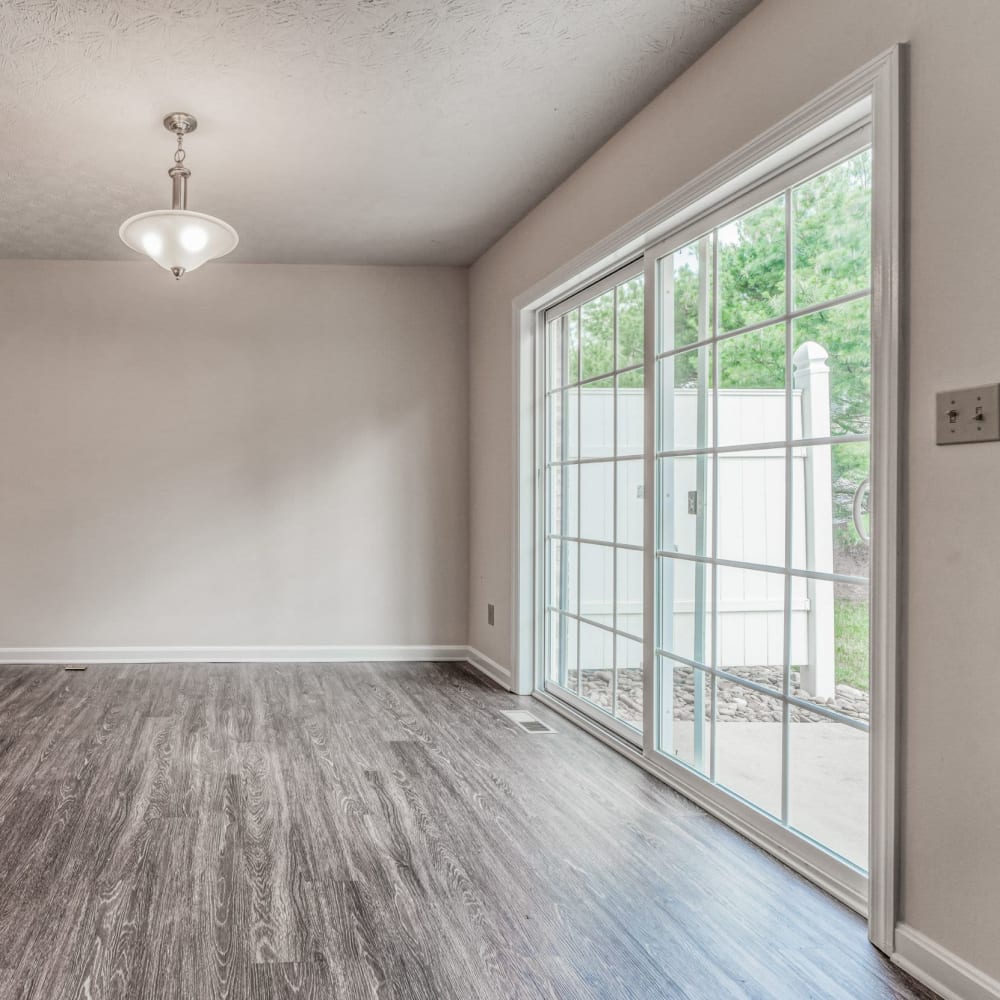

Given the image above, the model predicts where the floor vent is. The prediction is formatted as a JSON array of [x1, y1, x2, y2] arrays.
[[500, 709, 556, 734]]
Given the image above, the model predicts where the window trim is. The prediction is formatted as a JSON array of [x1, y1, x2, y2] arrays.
[[513, 46, 903, 952], [544, 257, 644, 325]]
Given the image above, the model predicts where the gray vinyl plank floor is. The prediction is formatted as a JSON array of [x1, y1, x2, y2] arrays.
[[0, 660, 936, 999]]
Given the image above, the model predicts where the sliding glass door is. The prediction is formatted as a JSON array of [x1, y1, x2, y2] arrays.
[[652, 146, 872, 871], [539, 138, 873, 878], [543, 262, 646, 742]]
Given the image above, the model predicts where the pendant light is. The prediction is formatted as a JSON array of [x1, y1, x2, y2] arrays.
[[120, 113, 238, 279]]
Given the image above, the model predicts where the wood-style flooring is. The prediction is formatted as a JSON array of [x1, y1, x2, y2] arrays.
[[0, 660, 936, 999]]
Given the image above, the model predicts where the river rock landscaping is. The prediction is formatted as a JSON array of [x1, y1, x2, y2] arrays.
[[567, 667, 869, 727]]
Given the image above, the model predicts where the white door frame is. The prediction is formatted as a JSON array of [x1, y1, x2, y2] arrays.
[[512, 46, 904, 952]]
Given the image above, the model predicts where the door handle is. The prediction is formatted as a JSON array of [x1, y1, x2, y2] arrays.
[[852, 476, 871, 543]]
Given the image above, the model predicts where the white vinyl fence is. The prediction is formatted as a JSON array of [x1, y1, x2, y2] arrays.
[[575, 341, 835, 696]]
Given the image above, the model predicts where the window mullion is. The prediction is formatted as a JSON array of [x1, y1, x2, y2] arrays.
[[781, 188, 795, 827], [642, 250, 657, 750], [575, 309, 582, 698], [612, 285, 619, 720], [709, 230, 720, 783]]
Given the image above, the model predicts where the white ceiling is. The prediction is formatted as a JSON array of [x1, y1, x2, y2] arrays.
[[0, 0, 759, 266]]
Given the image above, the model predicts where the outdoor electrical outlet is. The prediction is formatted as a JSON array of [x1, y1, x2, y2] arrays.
[[936, 384, 1000, 444], [487, 603, 495, 626]]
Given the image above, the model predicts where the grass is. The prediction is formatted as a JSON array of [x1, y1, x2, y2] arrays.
[[834, 596, 870, 690]]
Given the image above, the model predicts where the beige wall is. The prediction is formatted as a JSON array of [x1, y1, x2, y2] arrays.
[[0, 260, 468, 647], [468, 0, 1000, 979]]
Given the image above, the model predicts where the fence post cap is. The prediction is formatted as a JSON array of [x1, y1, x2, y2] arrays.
[[792, 339, 829, 371]]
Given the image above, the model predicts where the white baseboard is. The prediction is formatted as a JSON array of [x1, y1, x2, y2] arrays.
[[0, 645, 515, 694], [893, 924, 1000, 1000], [0, 644, 470, 665], [464, 646, 513, 691]]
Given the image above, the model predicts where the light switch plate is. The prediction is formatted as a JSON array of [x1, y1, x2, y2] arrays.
[[936, 384, 1000, 444]]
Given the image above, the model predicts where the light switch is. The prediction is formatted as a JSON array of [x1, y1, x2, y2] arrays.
[[936, 384, 1000, 444]]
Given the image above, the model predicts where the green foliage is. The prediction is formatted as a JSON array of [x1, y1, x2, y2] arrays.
[[667, 150, 873, 535], [719, 196, 787, 333], [795, 298, 870, 439], [568, 149, 872, 544], [616, 276, 644, 372], [669, 248, 705, 388], [580, 290, 615, 381], [794, 153, 872, 308], [717, 324, 784, 390], [575, 277, 645, 389], [832, 440, 871, 548], [834, 596, 870, 690]]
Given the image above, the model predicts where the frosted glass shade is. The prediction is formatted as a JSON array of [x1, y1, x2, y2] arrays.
[[119, 210, 238, 275]]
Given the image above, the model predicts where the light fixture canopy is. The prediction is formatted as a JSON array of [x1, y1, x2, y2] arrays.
[[120, 113, 238, 278]]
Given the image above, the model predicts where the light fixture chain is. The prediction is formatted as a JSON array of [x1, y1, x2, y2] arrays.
[[168, 128, 190, 212]]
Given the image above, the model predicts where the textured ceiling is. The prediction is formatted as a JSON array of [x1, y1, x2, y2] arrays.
[[0, 0, 759, 265]]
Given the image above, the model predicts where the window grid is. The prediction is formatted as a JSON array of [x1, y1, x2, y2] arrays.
[[546, 608, 643, 645], [534, 127, 886, 888], [655, 432, 869, 460], [654, 164, 873, 827], [549, 534, 643, 553], [547, 359, 644, 393], [548, 453, 649, 467], [654, 650, 868, 732], [544, 275, 646, 733], [653, 285, 872, 365]]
